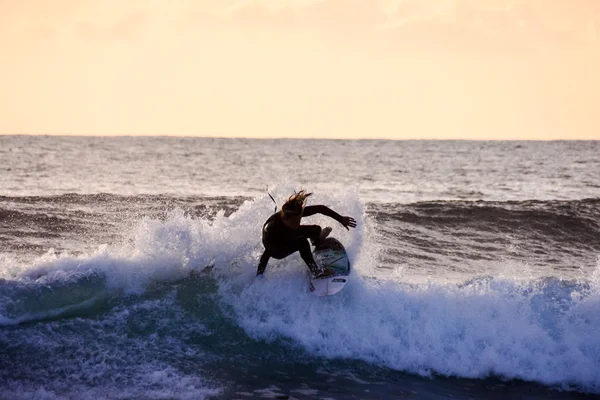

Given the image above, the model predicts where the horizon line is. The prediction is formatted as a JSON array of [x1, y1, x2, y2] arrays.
[[1, 133, 598, 141]]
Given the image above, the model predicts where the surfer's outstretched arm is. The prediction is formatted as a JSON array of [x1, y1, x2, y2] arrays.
[[303, 205, 357, 230], [257, 249, 271, 275]]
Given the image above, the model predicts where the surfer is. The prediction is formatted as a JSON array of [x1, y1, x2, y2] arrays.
[[257, 190, 357, 277]]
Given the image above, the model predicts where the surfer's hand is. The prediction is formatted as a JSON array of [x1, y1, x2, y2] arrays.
[[340, 216, 357, 230]]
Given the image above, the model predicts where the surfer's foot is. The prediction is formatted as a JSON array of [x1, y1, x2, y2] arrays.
[[319, 227, 332, 242], [308, 262, 321, 275], [314, 267, 336, 278]]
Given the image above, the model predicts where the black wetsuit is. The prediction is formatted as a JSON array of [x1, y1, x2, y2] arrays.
[[256, 205, 344, 275]]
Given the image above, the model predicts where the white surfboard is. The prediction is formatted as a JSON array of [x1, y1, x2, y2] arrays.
[[309, 237, 350, 296]]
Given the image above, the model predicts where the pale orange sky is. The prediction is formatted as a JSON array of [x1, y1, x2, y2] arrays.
[[1, 0, 599, 140]]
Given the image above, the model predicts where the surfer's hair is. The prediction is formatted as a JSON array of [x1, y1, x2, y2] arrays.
[[281, 190, 312, 218]]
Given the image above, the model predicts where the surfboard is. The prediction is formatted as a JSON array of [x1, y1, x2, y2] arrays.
[[309, 237, 350, 296]]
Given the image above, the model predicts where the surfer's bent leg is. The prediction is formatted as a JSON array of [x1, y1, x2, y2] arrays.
[[297, 238, 321, 274], [267, 238, 320, 275], [260, 226, 321, 275], [296, 225, 322, 246], [258, 245, 298, 275]]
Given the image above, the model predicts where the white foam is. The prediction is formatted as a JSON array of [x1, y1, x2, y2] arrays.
[[219, 257, 600, 393], [5, 185, 363, 294]]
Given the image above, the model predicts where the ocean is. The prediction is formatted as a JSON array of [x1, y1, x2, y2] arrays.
[[1, 135, 599, 399]]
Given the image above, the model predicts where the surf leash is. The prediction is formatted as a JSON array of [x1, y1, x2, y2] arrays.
[[266, 188, 277, 212]]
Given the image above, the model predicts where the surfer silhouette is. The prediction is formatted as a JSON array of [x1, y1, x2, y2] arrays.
[[257, 190, 357, 277]]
